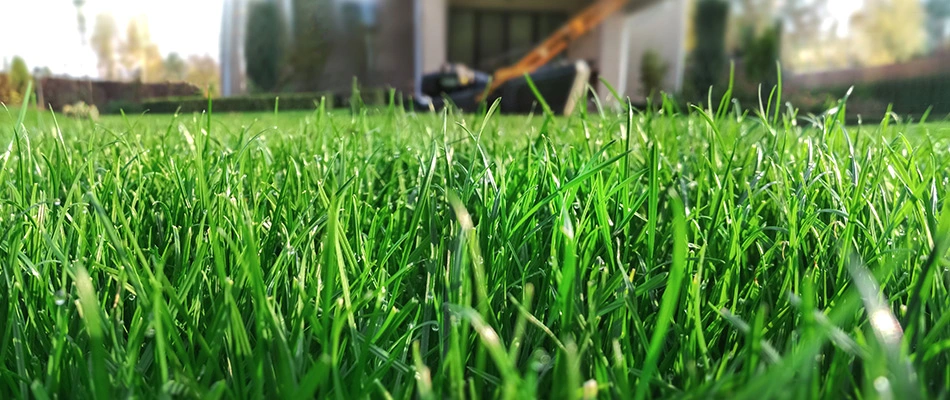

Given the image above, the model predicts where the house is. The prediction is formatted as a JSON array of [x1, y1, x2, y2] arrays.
[[220, 0, 689, 103], [220, 0, 247, 96]]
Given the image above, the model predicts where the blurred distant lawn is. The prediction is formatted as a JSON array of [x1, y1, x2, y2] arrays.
[[2, 97, 950, 398]]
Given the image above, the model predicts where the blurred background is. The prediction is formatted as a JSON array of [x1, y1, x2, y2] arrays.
[[1, 0, 948, 117]]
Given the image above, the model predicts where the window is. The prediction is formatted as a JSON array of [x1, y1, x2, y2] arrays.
[[448, 10, 475, 66], [341, 0, 378, 28], [448, 8, 568, 71]]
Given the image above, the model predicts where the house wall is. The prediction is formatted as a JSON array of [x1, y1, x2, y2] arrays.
[[586, 13, 625, 101], [220, 0, 688, 100], [318, 0, 443, 94], [537, 0, 689, 103], [566, 20, 602, 64], [421, 0, 448, 73], [314, 4, 361, 92], [614, 0, 688, 102], [449, 0, 586, 12], [374, 0, 417, 92], [316, 0, 418, 92], [366, 0, 690, 100], [445, 0, 602, 73], [220, 0, 247, 96]]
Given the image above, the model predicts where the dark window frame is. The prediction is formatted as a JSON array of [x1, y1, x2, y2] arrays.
[[448, 7, 569, 71]]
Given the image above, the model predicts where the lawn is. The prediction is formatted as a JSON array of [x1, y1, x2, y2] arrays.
[[1, 96, 949, 399]]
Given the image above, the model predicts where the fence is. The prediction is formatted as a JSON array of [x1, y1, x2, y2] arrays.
[[36, 77, 201, 112], [785, 50, 950, 119]]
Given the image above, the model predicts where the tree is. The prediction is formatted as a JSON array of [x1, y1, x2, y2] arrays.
[[727, 0, 778, 54], [244, 1, 286, 92], [143, 44, 166, 82], [163, 53, 187, 81], [725, 0, 783, 82], [9, 57, 31, 99], [779, 0, 833, 71], [925, 0, 950, 50], [0, 75, 20, 106], [118, 17, 166, 82], [123, 17, 147, 80], [287, 0, 333, 91], [743, 22, 781, 84], [850, 0, 926, 65], [688, 0, 730, 97], [90, 13, 119, 80], [185, 55, 221, 96], [74, 0, 87, 45]]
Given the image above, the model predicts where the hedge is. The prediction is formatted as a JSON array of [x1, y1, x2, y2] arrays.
[[806, 73, 950, 120], [854, 73, 950, 118], [40, 78, 200, 112], [136, 89, 395, 114], [140, 92, 333, 114]]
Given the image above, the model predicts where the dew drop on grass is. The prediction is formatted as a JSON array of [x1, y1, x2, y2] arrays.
[[531, 351, 552, 371], [873, 376, 891, 398], [583, 380, 598, 399], [54, 290, 67, 306]]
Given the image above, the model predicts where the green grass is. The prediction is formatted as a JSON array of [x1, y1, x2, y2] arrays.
[[1, 93, 949, 399]]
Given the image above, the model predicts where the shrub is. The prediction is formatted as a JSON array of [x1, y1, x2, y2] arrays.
[[37, 77, 201, 112], [853, 73, 950, 117], [742, 22, 781, 86], [287, 0, 333, 91], [808, 73, 950, 119], [0, 58, 32, 106], [725, 22, 783, 112], [781, 89, 830, 115], [0, 74, 23, 105], [9, 57, 31, 97], [62, 101, 100, 120], [245, 2, 286, 92], [141, 92, 338, 114], [687, 0, 730, 99], [640, 50, 668, 102], [104, 99, 145, 114], [139, 89, 396, 114]]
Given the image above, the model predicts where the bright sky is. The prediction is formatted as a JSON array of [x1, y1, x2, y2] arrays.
[[0, 0, 223, 78], [825, 0, 864, 35]]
